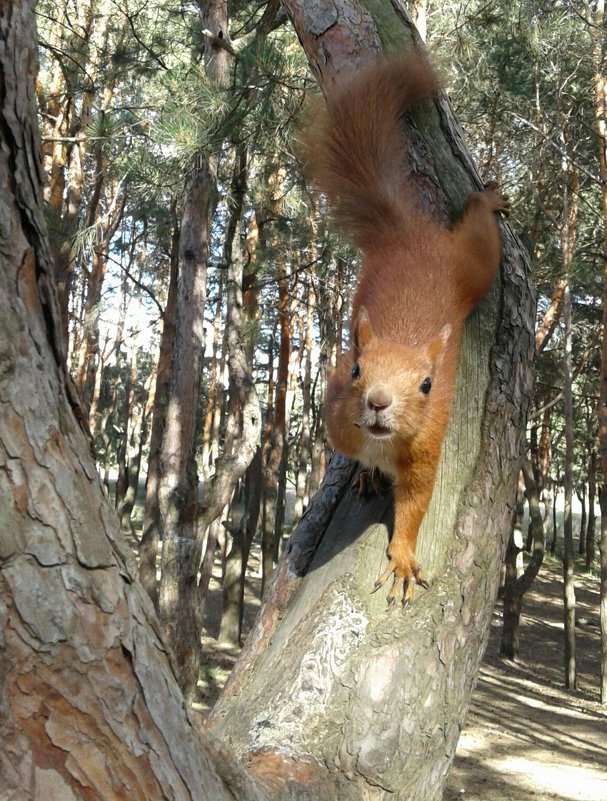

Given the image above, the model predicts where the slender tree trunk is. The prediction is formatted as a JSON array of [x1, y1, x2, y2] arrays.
[[501, 460, 545, 659], [201, 273, 225, 482], [260, 165, 291, 593], [292, 278, 315, 528], [561, 163, 578, 690], [75, 180, 126, 414], [196, 143, 261, 573], [592, 0, 607, 703], [157, 158, 215, 701], [578, 484, 587, 555], [587, 448, 597, 571], [550, 476, 559, 554], [260, 324, 276, 591], [138, 202, 180, 605], [218, 448, 263, 646]]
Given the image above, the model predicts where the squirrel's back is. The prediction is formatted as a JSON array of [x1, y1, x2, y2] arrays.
[[303, 54, 440, 250]]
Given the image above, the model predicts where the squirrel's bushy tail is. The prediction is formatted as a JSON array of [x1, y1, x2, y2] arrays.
[[303, 53, 440, 250]]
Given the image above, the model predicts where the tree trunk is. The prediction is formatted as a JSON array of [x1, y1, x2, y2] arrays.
[[560, 164, 578, 690], [208, 3, 535, 799], [587, 448, 597, 571], [0, 5, 269, 798], [592, 0, 607, 704], [157, 159, 215, 701], [195, 143, 261, 590], [578, 484, 587, 555], [550, 477, 559, 553], [292, 277, 315, 528], [260, 165, 291, 593], [201, 272, 225, 482], [218, 448, 263, 646], [138, 201, 180, 605], [500, 460, 545, 659]]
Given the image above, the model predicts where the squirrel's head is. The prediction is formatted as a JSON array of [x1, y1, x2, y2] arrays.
[[325, 308, 451, 474]]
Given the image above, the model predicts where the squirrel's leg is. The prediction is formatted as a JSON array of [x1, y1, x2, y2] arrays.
[[450, 182, 510, 308], [373, 480, 432, 606]]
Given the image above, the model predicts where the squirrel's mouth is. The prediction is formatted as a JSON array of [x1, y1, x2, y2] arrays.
[[365, 423, 393, 439]]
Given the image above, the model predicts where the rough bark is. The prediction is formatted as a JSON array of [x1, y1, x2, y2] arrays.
[[207, 3, 535, 800], [0, 4, 270, 798]]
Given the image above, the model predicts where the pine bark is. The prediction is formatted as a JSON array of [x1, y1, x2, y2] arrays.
[[0, 5, 270, 798]]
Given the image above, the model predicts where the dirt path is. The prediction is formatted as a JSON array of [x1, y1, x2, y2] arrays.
[[445, 562, 607, 801], [200, 556, 607, 800]]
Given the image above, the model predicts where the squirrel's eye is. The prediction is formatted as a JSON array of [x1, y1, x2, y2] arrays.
[[420, 377, 432, 395], [351, 362, 360, 380]]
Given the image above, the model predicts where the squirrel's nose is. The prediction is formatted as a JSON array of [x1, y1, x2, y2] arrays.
[[367, 389, 393, 412]]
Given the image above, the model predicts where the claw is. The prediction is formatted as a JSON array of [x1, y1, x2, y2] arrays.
[[372, 556, 427, 607], [482, 181, 510, 216]]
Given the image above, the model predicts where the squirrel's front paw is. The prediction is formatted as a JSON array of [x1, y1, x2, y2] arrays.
[[483, 180, 510, 216], [372, 546, 428, 607]]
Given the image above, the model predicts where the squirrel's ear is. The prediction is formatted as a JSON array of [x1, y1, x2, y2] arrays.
[[353, 307, 375, 354], [428, 323, 451, 361]]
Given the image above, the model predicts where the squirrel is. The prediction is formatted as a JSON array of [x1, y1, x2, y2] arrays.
[[304, 53, 509, 605]]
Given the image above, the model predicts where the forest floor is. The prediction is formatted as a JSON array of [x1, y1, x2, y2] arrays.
[[199, 552, 607, 801]]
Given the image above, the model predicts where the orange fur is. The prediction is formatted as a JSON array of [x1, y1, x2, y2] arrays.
[[309, 54, 509, 604]]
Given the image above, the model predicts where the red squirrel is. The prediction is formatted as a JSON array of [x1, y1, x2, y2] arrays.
[[305, 53, 509, 605]]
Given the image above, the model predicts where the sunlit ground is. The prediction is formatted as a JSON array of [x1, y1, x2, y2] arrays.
[[445, 559, 607, 801]]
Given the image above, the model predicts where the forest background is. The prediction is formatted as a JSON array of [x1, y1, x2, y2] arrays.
[[7, 0, 607, 797]]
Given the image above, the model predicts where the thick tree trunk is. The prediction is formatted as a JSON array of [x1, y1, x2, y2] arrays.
[[208, 3, 534, 799], [0, 5, 269, 798]]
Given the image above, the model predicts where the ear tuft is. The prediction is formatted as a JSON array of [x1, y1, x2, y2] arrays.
[[428, 323, 451, 361], [353, 307, 375, 354]]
